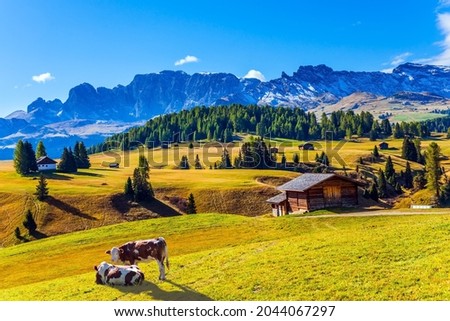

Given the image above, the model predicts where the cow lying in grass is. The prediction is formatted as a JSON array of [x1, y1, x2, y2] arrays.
[[94, 261, 144, 286], [105, 237, 169, 280]]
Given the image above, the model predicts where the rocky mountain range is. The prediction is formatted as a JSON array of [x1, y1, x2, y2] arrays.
[[1, 62, 450, 159]]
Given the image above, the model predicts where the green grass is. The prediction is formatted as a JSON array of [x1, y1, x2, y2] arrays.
[[390, 113, 445, 123], [1, 213, 450, 300]]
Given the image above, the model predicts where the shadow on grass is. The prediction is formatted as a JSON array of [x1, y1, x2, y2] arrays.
[[30, 230, 48, 239], [43, 172, 73, 181], [73, 171, 104, 178], [45, 196, 97, 220], [117, 279, 213, 301], [111, 194, 182, 217]]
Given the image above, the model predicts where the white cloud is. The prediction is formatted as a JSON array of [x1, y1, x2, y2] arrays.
[[416, 13, 450, 66], [390, 52, 413, 66], [174, 55, 199, 66], [32, 72, 55, 83], [243, 69, 266, 82]]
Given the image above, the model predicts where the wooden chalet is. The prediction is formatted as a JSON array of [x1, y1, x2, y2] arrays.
[[378, 141, 389, 150], [298, 142, 314, 150], [36, 156, 57, 171], [267, 173, 364, 216]]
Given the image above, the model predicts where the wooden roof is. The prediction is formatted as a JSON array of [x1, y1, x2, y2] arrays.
[[266, 192, 287, 204], [277, 173, 364, 192], [36, 156, 57, 165]]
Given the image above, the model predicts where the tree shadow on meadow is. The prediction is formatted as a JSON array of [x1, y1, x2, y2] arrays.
[[111, 194, 182, 218], [45, 196, 97, 220], [117, 279, 213, 301]]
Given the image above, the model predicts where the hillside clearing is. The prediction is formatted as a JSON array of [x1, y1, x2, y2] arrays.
[[1, 213, 450, 300]]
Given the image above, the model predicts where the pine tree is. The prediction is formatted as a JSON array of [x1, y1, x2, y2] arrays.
[[23, 209, 37, 234], [124, 177, 134, 197], [74, 141, 91, 169], [132, 168, 154, 202], [385, 156, 395, 182], [186, 193, 197, 214], [180, 155, 190, 169], [13, 140, 27, 175], [58, 147, 78, 173], [293, 153, 300, 164], [138, 155, 150, 178], [378, 170, 387, 198], [36, 141, 47, 158], [372, 145, 379, 158], [194, 154, 202, 169], [23, 141, 38, 172], [425, 142, 441, 198], [219, 149, 232, 169], [404, 161, 413, 189], [35, 173, 49, 201], [234, 151, 243, 169]]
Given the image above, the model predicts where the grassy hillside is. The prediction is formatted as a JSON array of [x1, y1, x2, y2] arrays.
[[3, 135, 450, 246], [1, 213, 450, 300]]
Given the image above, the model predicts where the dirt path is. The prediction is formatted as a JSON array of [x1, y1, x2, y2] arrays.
[[299, 209, 450, 219]]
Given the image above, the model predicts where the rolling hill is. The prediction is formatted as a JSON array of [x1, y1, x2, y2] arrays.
[[1, 212, 450, 300]]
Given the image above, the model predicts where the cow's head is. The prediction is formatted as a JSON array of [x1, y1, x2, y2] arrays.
[[106, 247, 122, 263], [94, 261, 111, 285]]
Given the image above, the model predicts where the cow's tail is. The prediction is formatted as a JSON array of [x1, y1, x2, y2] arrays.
[[159, 236, 170, 270]]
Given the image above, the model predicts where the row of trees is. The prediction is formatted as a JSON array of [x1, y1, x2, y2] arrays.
[[13, 140, 91, 175], [89, 105, 441, 154]]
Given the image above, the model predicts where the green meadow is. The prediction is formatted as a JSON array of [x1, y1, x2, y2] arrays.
[[1, 213, 450, 301]]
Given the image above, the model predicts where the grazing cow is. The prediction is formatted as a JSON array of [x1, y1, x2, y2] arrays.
[[94, 261, 144, 286], [106, 237, 169, 280]]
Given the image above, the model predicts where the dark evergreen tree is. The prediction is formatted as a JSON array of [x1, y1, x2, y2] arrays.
[[194, 154, 202, 169], [401, 138, 418, 162], [138, 155, 150, 178], [219, 149, 232, 169], [234, 151, 243, 168], [74, 141, 91, 169], [35, 173, 49, 201], [293, 153, 300, 164], [372, 145, 380, 158], [13, 140, 27, 175], [36, 141, 47, 159], [385, 156, 395, 182], [132, 168, 154, 202], [378, 170, 387, 198], [58, 147, 78, 173], [186, 193, 197, 214], [425, 142, 441, 198], [179, 155, 190, 169], [23, 209, 37, 234], [24, 141, 38, 173], [404, 161, 413, 189], [124, 177, 134, 197]]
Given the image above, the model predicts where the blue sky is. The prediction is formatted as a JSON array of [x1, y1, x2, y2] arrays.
[[1, 0, 450, 117]]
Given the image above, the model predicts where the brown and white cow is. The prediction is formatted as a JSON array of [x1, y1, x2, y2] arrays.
[[94, 261, 144, 286], [105, 237, 169, 280]]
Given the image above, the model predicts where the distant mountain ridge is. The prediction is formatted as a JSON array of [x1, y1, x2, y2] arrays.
[[2, 62, 450, 159]]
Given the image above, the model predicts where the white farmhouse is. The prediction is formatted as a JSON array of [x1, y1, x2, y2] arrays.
[[36, 156, 57, 171]]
